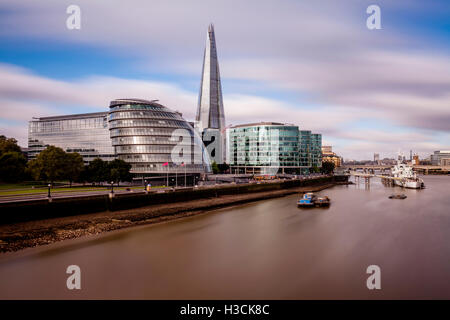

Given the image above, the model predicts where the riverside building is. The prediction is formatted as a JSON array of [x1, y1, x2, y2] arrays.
[[430, 150, 450, 166], [227, 122, 322, 175], [321, 145, 342, 167], [28, 112, 115, 163], [28, 99, 212, 182]]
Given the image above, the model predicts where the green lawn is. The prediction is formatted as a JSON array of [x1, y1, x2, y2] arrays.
[[0, 185, 150, 196]]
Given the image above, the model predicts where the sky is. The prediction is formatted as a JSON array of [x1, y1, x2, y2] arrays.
[[0, 0, 449, 160]]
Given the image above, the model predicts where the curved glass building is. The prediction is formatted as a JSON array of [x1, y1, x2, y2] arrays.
[[108, 99, 211, 178]]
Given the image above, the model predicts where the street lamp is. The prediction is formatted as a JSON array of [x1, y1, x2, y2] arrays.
[[47, 183, 51, 198], [110, 181, 114, 194]]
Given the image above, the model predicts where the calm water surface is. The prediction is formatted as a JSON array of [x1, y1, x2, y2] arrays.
[[0, 175, 449, 299]]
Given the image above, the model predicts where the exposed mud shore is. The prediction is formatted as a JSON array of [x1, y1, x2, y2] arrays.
[[0, 182, 345, 253]]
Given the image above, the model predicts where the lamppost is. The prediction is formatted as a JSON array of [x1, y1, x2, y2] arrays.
[[183, 163, 186, 187], [47, 183, 51, 198], [110, 181, 114, 194]]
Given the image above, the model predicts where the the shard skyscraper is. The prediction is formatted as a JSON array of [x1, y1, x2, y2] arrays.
[[196, 24, 226, 163]]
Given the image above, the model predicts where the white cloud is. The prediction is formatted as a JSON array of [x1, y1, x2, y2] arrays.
[[0, 0, 449, 158]]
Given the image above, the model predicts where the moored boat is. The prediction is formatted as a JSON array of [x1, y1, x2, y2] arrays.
[[314, 196, 330, 207], [389, 194, 407, 199], [297, 192, 316, 207], [391, 160, 425, 189], [297, 193, 331, 208]]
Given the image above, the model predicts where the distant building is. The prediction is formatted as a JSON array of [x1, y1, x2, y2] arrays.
[[373, 153, 380, 164], [228, 122, 321, 174], [430, 150, 450, 165], [321, 145, 341, 167], [381, 158, 397, 165], [322, 146, 332, 154], [412, 154, 420, 165]]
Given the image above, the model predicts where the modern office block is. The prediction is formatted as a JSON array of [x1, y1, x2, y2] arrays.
[[28, 112, 115, 163], [228, 122, 321, 174]]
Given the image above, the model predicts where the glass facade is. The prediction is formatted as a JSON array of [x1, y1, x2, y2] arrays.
[[28, 112, 115, 163], [299, 131, 322, 171], [228, 123, 322, 174], [108, 99, 211, 175], [28, 99, 212, 177]]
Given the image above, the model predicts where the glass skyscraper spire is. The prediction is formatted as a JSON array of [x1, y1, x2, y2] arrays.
[[196, 24, 226, 163]]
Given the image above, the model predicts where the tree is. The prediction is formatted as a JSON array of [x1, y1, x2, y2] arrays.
[[211, 161, 219, 174], [311, 165, 320, 173], [321, 161, 335, 174], [86, 158, 109, 185], [27, 158, 44, 181], [65, 152, 84, 186], [108, 159, 132, 185], [0, 135, 22, 154], [29, 146, 68, 184], [0, 151, 27, 182], [218, 162, 230, 174], [0, 135, 27, 183]]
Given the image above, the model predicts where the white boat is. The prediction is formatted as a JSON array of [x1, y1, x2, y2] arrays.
[[391, 161, 425, 189]]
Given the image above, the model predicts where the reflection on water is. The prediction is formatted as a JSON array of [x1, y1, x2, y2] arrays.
[[0, 176, 449, 299]]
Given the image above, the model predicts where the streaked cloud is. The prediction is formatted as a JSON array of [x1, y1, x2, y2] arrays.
[[0, 0, 448, 159]]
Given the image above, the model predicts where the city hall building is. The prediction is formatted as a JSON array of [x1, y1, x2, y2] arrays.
[[227, 122, 322, 175], [28, 99, 212, 181]]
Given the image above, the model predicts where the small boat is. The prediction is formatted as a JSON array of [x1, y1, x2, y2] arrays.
[[389, 194, 407, 199], [297, 192, 316, 207], [314, 196, 330, 207]]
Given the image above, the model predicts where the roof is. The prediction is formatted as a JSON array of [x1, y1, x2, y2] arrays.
[[31, 112, 108, 122], [109, 98, 162, 108], [230, 122, 294, 129]]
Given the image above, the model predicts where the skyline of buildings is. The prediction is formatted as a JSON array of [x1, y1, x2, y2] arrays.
[[1, 1, 449, 161], [25, 25, 326, 177]]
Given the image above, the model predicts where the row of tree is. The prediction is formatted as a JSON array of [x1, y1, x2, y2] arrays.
[[0, 136, 131, 185]]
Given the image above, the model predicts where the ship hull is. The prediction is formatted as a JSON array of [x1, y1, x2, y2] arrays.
[[394, 180, 423, 189]]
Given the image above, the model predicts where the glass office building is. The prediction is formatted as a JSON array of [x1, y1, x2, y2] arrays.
[[109, 99, 211, 177], [28, 99, 211, 180], [228, 122, 322, 174], [299, 131, 322, 171], [28, 112, 115, 163]]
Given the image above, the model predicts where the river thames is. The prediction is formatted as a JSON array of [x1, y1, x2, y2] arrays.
[[0, 175, 449, 299]]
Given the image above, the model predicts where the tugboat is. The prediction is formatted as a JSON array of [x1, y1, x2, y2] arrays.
[[297, 193, 316, 207]]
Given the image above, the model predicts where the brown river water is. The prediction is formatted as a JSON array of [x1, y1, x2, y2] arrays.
[[0, 175, 449, 299]]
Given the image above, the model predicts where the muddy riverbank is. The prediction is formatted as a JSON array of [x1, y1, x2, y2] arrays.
[[0, 182, 343, 253]]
